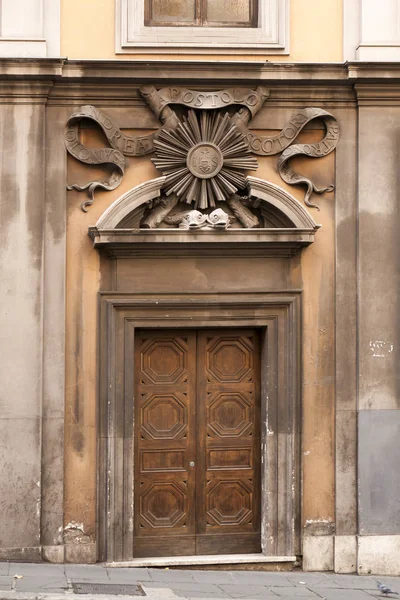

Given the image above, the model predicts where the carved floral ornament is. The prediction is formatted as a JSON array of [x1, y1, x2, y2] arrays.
[[65, 86, 340, 226]]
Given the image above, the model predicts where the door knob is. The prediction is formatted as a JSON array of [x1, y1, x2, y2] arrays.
[[189, 461, 195, 467]]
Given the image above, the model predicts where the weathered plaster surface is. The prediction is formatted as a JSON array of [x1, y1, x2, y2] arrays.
[[41, 106, 68, 552], [334, 107, 358, 536], [0, 78, 66, 561], [64, 131, 158, 562], [300, 148, 335, 530], [357, 99, 400, 546], [358, 410, 400, 535], [0, 100, 46, 549], [303, 535, 334, 572], [358, 535, 400, 575], [0, 418, 41, 548], [334, 535, 357, 573], [358, 107, 400, 412]]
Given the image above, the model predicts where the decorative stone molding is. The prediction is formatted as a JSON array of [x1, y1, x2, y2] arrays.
[[227, 194, 260, 228], [92, 176, 319, 231], [246, 177, 319, 230], [161, 208, 234, 230], [204, 208, 232, 230], [152, 109, 258, 210], [66, 86, 339, 212], [88, 176, 320, 258], [115, 0, 289, 55], [95, 177, 166, 230], [99, 292, 301, 560]]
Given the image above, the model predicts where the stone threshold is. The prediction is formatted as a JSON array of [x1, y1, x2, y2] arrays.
[[107, 554, 297, 568]]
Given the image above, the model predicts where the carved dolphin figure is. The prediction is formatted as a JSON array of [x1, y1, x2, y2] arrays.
[[207, 208, 232, 229], [179, 210, 208, 230]]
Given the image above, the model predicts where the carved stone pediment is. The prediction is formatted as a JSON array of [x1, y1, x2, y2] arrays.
[[88, 176, 320, 258]]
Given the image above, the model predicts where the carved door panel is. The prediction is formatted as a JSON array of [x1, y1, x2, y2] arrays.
[[134, 330, 197, 557], [134, 329, 260, 557], [196, 330, 261, 554]]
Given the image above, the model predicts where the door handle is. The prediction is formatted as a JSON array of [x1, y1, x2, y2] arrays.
[[189, 461, 195, 467]]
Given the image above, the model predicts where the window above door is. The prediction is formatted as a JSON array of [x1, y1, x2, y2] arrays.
[[144, 0, 258, 28], [116, 0, 289, 54]]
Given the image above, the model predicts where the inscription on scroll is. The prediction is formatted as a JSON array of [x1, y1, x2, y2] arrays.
[[65, 85, 340, 211]]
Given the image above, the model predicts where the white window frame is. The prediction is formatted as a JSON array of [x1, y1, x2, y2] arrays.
[[344, 0, 400, 61], [116, 0, 289, 55], [0, 0, 60, 57]]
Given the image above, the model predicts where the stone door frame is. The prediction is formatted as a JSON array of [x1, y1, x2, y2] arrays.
[[98, 291, 302, 564]]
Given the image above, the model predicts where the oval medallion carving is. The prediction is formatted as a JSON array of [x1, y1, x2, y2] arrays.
[[187, 143, 223, 179]]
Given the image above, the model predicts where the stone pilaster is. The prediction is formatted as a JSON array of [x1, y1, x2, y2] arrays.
[[0, 82, 51, 559]]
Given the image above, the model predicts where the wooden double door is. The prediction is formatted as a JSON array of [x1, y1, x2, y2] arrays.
[[134, 328, 261, 557]]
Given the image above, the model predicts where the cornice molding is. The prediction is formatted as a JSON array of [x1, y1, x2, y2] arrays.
[[354, 84, 400, 106], [0, 58, 64, 77], [45, 60, 352, 83], [347, 62, 400, 80], [0, 60, 399, 104], [88, 229, 317, 258], [267, 85, 356, 105], [46, 83, 357, 107], [0, 80, 54, 103], [0, 58, 399, 81]]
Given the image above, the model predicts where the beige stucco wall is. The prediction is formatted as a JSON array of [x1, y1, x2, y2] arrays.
[[60, 0, 343, 62], [65, 129, 158, 561]]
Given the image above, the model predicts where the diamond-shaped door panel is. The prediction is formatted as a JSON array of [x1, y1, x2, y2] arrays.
[[141, 392, 188, 440], [140, 481, 188, 529], [206, 480, 253, 526], [208, 392, 253, 438], [206, 336, 254, 383], [140, 337, 188, 384]]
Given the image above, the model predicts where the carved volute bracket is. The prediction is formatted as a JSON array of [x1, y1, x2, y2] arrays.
[[66, 86, 340, 212]]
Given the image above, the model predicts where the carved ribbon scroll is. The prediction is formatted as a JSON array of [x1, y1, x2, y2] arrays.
[[65, 103, 180, 211], [66, 86, 339, 212], [234, 107, 340, 209], [65, 87, 269, 211], [141, 85, 270, 117]]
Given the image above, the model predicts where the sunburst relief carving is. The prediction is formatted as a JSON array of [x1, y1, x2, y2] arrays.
[[152, 110, 258, 210], [66, 87, 339, 212]]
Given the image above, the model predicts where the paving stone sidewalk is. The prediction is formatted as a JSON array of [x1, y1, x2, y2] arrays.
[[1, 562, 400, 600]]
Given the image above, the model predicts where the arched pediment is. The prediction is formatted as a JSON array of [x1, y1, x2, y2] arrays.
[[246, 177, 319, 230], [89, 176, 320, 258], [95, 177, 166, 230]]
